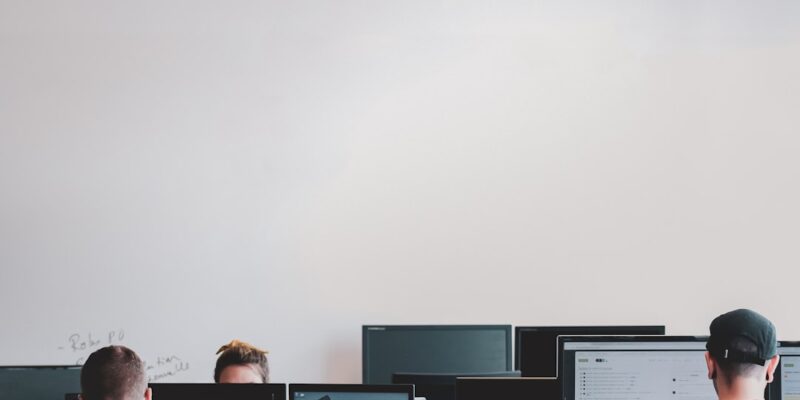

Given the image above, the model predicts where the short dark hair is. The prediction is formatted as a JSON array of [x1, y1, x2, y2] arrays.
[[81, 346, 147, 400], [214, 340, 269, 383], [713, 336, 766, 384]]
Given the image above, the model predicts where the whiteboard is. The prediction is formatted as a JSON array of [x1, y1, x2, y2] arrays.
[[1, 0, 800, 384]]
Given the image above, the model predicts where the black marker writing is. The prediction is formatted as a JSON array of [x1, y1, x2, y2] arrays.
[[58, 330, 126, 354], [146, 355, 190, 382]]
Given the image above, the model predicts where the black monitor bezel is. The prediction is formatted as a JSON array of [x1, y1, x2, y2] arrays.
[[455, 377, 559, 400], [289, 384, 414, 400], [0, 365, 81, 370], [514, 325, 666, 374], [392, 370, 522, 385], [149, 383, 287, 400], [362, 325, 513, 384], [558, 335, 708, 400]]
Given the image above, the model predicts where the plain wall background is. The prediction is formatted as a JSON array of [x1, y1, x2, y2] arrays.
[[2, 0, 800, 383]]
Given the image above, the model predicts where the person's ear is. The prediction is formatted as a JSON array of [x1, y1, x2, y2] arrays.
[[144, 387, 153, 400], [705, 352, 717, 380], [766, 355, 780, 383]]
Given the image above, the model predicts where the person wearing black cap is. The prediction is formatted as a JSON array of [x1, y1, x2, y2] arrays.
[[705, 309, 780, 400]]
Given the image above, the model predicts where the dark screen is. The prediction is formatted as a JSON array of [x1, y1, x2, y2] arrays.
[[292, 392, 408, 400], [455, 378, 559, 400], [393, 371, 521, 400], [0, 366, 81, 400], [515, 326, 665, 377], [150, 383, 286, 400], [362, 325, 512, 384], [288, 385, 412, 400]]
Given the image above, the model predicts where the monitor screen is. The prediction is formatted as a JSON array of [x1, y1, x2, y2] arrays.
[[515, 325, 665, 377], [289, 384, 413, 400], [0, 365, 81, 400], [150, 383, 287, 400], [455, 377, 559, 400], [560, 336, 715, 400], [771, 342, 800, 400], [393, 371, 521, 400], [362, 325, 512, 384]]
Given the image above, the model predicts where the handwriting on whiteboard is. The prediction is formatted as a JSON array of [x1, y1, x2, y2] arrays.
[[56, 330, 189, 382], [145, 355, 191, 382], [57, 330, 126, 364]]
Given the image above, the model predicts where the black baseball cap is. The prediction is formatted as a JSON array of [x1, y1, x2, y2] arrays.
[[706, 309, 777, 366]]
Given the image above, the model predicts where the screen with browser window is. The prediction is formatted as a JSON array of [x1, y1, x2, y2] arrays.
[[561, 338, 715, 400], [774, 344, 800, 400]]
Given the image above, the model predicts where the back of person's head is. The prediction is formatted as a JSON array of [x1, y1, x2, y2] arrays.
[[81, 346, 149, 400], [214, 339, 269, 383], [713, 336, 767, 383], [706, 309, 780, 394]]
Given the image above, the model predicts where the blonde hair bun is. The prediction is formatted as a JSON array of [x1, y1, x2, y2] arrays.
[[216, 339, 268, 355]]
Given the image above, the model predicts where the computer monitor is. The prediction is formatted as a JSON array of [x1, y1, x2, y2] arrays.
[[515, 325, 665, 377], [455, 377, 559, 400], [0, 365, 81, 400], [288, 384, 414, 400], [392, 371, 521, 400], [362, 325, 513, 384], [770, 342, 800, 400], [150, 383, 287, 400], [559, 336, 715, 400]]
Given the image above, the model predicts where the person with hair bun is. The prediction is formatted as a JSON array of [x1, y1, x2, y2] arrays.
[[214, 340, 270, 383]]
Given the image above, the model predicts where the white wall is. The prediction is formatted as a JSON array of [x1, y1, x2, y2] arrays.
[[1, 0, 800, 384]]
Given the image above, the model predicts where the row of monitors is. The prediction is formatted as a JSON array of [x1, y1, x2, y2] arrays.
[[0, 325, 663, 397], [364, 327, 800, 400], [0, 367, 520, 400], [6, 331, 797, 400], [6, 380, 414, 400], [362, 324, 665, 383], [3, 339, 800, 400], [155, 384, 415, 400]]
